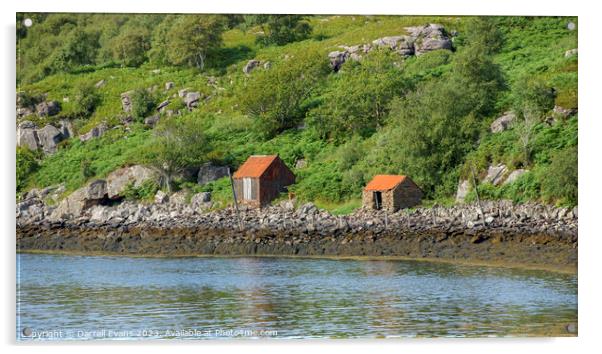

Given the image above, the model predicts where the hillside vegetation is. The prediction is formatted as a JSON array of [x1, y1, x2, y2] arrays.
[[16, 14, 578, 211]]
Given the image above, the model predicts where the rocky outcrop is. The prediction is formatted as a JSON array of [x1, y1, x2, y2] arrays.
[[483, 164, 508, 186], [17, 121, 40, 151], [197, 162, 229, 185], [120, 91, 133, 113], [48, 180, 108, 221], [184, 92, 201, 109], [144, 114, 161, 127], [79, 123, 108, 142], [36, 125, 64, 154], [564, 48, 578, 58], [156, 100, 170, 112], [17, 121, 69, 154], [490, 111, 516, 133], [455, 180, 471, 203], [328, 23, 453, 71], [35, 100, 61, 117], [503, 169, 529, 185], [165, 82, 174, 90], [105, 165, 158, 199], [243, 59, 261, 74], [154, 190, 169, 204]]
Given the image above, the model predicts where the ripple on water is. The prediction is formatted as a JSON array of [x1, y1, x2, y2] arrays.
[[16, 254, 577, 340]]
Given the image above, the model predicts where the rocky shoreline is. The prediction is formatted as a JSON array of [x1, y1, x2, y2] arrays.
[[17, 198, 578, 272]]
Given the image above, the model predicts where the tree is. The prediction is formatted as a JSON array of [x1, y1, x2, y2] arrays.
[[147, 117, 211, 192], [540, 146, 577, 206], [384, 36, 505, 197], [164, 15, 226, 69], [49, 29, 100, 72], [307, 50, 408, 141], [255, 15, 312, 46], [462, 17, 504, 55], [130, 88, 156, 122], [109, 28, 150, 67], [239, 50, 329, 138], [512, 78, 556, 164], [72, 81, 101, 118]]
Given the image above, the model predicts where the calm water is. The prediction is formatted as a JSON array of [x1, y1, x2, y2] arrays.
[[16, 253, 577, 340]]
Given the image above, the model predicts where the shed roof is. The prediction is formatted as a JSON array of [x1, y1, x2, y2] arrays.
[[233, 155, 278, 178], [364, 175, 406, 191]]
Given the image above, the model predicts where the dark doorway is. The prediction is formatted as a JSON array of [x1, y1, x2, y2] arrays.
[[373, 191, 383, 210]]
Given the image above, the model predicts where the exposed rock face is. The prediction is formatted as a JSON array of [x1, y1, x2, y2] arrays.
[[553, 105, 577, 118], [79, 123, 108, 142], [58, 120, 75, 139], [106, 165, 157, 199], [178, 88, 189, 98], [455, 180, 471, 203], [328, 51, 350, 72], [295, 159, 307, 169], [36, 125, 64, 154], [144, 114, 161, 127], [48, 180, 108, 221], [169, 190, 188, 206], [197, 162, 229, 185], [17, 121, 40, 150], [17, 107, 34, 119], [564, 48, 578, 58], [503, 169, 529, 185], [190, 192, 211, 210], [483, 164, 508, 186], [156, 100, 170, 112], [184, 92, 201, 109], [165, 82, 174, 90], [120, 91, 134, 113], [328, 23, 452, 71], [490, 111, 516, 133], [243, 59, 261, 74], [155, 190, 169, 204], [35, 101, 61, 117], [407, 24, 453, 55]]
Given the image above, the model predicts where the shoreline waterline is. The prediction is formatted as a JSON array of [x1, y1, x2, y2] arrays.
[[17, 249, 577, 274]]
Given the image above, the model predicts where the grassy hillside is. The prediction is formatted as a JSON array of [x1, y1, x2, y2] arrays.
[[16, 14, 578, 210]]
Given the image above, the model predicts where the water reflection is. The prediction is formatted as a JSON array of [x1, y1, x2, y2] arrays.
[[17, 254, 577, 340]]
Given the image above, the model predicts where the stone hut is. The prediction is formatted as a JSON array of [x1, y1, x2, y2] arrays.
[[232, 155, 295, 208], [362, 175, 423, 212]]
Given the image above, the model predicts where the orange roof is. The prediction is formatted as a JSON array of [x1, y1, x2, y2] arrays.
[[233, 155, 278, 178], [364, 175, 406, 191]]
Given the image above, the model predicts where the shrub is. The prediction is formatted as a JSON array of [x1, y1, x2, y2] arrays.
[[540, 146, 577, 206], [239, 49, 329, 138], [122, 180, 160, 202], [72, 81, 101, 118], [130, 88, 156, 122], [16, 147, 40, 193]]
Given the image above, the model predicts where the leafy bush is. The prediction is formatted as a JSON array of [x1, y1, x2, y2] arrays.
[[130, 88, 156, 122], [16, 147, 40, 193], [239, 49, 329, 138], [307, 50, 408, 141], [255, 15, 312, 46], [122, 180, 160, 202], [109, 28, 150, 67], [72, 81, 101, 118], [540, 146, 577, 206]]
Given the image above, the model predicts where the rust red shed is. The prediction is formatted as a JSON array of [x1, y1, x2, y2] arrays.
[[232, 155, 295, 208], [362, 174, 423, 212]]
